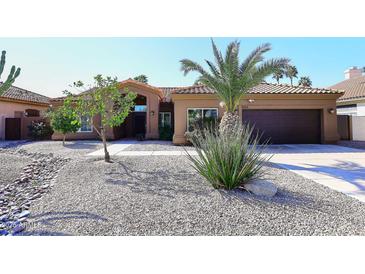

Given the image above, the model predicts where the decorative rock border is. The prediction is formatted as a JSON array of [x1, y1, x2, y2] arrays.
[[0, 148, 69, 236]]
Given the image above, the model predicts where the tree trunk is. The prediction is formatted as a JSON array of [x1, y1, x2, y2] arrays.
[[101, 128, 110, 162], [62, 134, 65, 146], [219, 111, 240, 136]]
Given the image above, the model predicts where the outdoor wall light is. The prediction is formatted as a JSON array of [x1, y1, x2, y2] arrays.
[[150, 110, 155, 116], [328, 108, 335, 114], [219, 101, 226, 108], [248, 99, 255, 103]]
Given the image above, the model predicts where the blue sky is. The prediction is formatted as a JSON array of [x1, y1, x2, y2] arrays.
[[0, 37, 364, 98]]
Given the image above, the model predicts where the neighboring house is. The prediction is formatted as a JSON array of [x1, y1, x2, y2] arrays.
[[330, 66, 365, 116], [330, 66, 365, 141], [51, 78, 343, 145], [0, 84, 50, 140]]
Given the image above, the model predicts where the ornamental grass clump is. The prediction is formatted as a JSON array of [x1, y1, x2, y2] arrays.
[[186, 124, 270, 190]]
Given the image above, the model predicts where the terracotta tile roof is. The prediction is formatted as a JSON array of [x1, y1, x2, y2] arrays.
[[50, 81, 343, 103], [172, 82, 343, 95], [329, 75, 365, 101], [159, 87, 179, 102], [0, 84, 50, 105]]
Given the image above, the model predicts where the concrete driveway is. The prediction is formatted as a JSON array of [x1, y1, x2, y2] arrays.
[[269, 144, 365, 203]]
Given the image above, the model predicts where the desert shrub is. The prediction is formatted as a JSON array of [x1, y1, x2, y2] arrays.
[[28, 120, 54, 140], [159, 125, 173, 140], [186, 124, 270, 190]]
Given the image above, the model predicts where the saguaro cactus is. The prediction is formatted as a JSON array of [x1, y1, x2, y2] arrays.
[[0, 50, 21, 95]]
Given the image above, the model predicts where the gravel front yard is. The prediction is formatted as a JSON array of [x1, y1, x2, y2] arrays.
[[22, 151, 365, 236], [15, 141, 104, 158], [0, 154, 31, 188]]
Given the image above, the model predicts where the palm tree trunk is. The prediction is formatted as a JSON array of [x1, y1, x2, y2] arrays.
[[290, 78, 293, 86], [62, 134, 65, 146], [219, 111, 240, 136]]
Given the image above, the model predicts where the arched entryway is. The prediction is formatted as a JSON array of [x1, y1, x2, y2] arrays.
[[114, 94, 148, 139], [110, 79, 163, 140]]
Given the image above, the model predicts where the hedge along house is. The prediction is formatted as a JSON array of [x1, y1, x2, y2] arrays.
[[51, 79, 343, 145], [0, 84, 50, 140]]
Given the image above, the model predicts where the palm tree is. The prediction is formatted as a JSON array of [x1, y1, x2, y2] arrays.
[[285, 65, 298, 86], [180, 39, 289, 135], [272, 69, 284, 84], [298, 76, 312, 87]]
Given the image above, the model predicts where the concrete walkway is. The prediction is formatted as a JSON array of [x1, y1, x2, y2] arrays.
[[87, 140, 137, 156], [269, 145, 365, 203]]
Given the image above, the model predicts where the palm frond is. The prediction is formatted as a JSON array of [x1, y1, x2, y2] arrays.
[[180, 59, 208, 76], [248, 58, 290, 87], [205, 60, 222, 79], [239, 43, 271, 75], [211, 39, 225, 75]]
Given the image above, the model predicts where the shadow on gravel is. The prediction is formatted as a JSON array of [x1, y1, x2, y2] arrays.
[[218, 188, 315, 208], [28, 211, 108, 226], [105, 161, 315, 208], [105, 161, 212, 198], [63, 142, 101, 150], [19, 230, 73, 236]]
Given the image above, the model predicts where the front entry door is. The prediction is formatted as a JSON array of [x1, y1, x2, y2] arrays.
[[134, 112, 146, 137], [5, 118, 21, 140]]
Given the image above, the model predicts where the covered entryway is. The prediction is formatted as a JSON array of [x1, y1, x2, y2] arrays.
[[114, 94, 147, 138], [5, 118, 21, 140], [242, 109, 321, 144]]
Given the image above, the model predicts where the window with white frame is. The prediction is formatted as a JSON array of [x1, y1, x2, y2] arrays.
[[78, 115, 93, 132], [159, 112, 172, 127], [187, 108, 218, 132]]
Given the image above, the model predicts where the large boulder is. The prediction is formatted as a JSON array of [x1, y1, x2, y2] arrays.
[[244, 179, 278, 198]]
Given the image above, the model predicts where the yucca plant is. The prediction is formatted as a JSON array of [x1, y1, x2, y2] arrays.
[[180, 39, 289, 135], [186, 124, 270, 190]]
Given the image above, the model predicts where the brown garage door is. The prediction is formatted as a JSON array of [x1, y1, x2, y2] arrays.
[[242, 109, 321, 144], [5, 118, 21, 140]]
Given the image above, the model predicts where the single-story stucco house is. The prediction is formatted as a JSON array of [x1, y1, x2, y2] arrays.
[[331, 66, 365, 116], [51, 78, 344, 145], [0, 84, 50, 140], [330, 66, 365, 141]]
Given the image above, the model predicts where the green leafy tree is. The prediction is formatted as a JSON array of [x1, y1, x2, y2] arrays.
[[48, 92, 81, 145], [0, 50, 21, 95], [285, 65, 298, 86], [298, 76, 312, 87], [272, 68, 284, 84], [180, 39, 289, 135], [75, 75, 136, 162], [133, 74, 148, 84]]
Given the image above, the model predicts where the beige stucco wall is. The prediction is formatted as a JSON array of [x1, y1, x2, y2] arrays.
[[0, 99, 48, 140], [171, 93, 341, 145]]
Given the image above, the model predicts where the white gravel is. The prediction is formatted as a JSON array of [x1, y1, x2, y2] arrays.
[[0, 154, 31, 188], [16, 141, 104, 158], [23, 154, 365, 236]]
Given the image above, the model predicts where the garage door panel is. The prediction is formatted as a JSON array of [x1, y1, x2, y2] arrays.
[[242, 109, 321, 144]]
